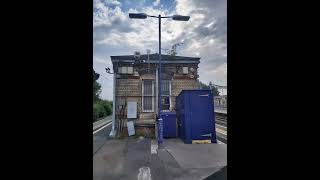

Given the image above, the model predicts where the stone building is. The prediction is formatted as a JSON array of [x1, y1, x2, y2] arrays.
[[111, 53, 200, 137]]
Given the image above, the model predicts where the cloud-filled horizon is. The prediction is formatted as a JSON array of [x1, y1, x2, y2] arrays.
[[93, 0, 227, 100]]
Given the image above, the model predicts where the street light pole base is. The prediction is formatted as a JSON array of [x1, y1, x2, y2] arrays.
[[109, 129, 117, 138], [158, 143, 165, 150]]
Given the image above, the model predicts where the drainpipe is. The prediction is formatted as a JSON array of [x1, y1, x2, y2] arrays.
[[109, 72, 117, 137], [156, 68, 158, 115], [155, 68, 158, 140]]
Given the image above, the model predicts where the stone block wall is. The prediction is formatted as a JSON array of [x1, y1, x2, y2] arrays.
[[114, 62, 200, 137], [171, 78, 199, 110]]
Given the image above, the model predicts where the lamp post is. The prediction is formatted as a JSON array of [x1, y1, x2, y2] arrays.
[[105, 68, 117, 137], [129, 13, 190, 145]]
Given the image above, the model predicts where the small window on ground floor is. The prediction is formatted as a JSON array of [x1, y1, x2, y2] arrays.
[[161, 80, 171, 111]]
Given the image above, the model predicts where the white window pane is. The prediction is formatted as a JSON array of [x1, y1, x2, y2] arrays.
[[161, 80, 170, 96], [183, 67, 188, 74], [161, 97, 170, 110], [161, 80, 170, 111], [143, 81, 153, 96], [143, 97, 153, 111], [122, 67, 127, 74], [127, 67, 133, 74], [143, 80, 153, 111]]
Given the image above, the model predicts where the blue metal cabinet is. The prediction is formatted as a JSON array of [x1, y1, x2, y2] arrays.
[[176, 90, 217, 144], [160, 112, 177, 138]]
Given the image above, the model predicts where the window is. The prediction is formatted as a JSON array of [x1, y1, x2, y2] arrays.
[[161, 80, 171, 111], [182, 67, 188, 74], [127, 67, 133, 74], [142, 80, 154, 112], [121, 67, 127, 74], [118, 66, 133, 74]]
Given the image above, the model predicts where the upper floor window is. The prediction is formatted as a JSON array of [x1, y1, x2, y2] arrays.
[[182, 67, 188, 74], [118, 66, 133, 74]]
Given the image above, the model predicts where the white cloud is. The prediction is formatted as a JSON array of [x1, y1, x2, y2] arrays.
[[200, 63, 227, 86], [93, 57, 109, 65], [205, 20, 215, 28], [93, 0, 227, 99], [175, 0, 194, 15], [103, 0, 121, 7], [153, 0, 160, 6]]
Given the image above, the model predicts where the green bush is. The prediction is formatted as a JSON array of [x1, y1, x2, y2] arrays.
[[93, 100, 113, 122], [100, 100, 112, 116], [93, 103, 104, 122]]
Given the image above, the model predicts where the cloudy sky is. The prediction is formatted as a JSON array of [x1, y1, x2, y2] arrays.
[[93, 0, 227, 100]]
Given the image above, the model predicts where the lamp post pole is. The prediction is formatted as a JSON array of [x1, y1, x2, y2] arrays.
[[158, 14, 163, 145], [129, 13, 189, 146]]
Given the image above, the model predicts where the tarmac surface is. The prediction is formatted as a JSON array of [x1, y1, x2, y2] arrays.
[[93, 137, 227, 180]]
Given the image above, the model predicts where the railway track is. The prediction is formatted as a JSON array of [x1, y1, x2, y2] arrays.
[[214, 112, 227, 144], [215, 113, 227, 126]]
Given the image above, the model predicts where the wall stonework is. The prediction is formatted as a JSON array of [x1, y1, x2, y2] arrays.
[[116, 79, 141, 97], [171, 79, 199, 110], [113, 58, 200, 137]]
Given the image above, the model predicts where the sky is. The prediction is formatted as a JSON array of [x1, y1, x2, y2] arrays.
[[93, 0, 227, 100]]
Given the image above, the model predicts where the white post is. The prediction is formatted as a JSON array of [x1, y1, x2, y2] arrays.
[[109, 72, 117, 137]]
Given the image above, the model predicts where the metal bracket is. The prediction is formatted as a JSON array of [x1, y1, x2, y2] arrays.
[[199, 94, 209, 97]]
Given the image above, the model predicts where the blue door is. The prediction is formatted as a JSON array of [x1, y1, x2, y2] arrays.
[[190, 91, 215, 141], [161, 112, 177, 138]]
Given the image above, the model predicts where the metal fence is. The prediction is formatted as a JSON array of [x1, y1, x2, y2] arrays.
[[214, 96, 227, 110], [215, 104, 227, 109]]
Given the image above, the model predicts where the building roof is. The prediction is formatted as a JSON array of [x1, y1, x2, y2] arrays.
[[111, 53, 200, 64]]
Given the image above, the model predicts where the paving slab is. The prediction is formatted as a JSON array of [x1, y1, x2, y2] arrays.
[[163, 139, 227, 169], [93, 137, 227, 180], [93, 140, 126, 180]]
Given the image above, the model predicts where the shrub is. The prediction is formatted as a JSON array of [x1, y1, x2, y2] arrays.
[[93, 99, 113, 122]]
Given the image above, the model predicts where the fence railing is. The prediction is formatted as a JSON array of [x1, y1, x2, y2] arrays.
[[214, 104, 227, 109]]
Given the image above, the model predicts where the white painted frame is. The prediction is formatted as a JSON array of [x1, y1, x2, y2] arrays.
[[127, 67, 133, 74], [161, 80, 172, 111], [142, 80, 154, 112], [183, 67, 188, 74]]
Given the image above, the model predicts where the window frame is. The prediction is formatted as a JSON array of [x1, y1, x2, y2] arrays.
[[182, 67, 189, 74], [118, 66, 133, 74], [142, 80, 154, 112], [161, 80, 171, 111]]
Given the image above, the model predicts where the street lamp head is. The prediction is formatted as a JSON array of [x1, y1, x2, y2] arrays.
[[129, 13, 147, 19], [172, 15, 190, 21]]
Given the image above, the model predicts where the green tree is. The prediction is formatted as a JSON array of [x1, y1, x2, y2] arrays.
[[93, 69, 101, 103], [93, 69, 113, 122], [100, 100, 112, 116], [165, 42, 184, 56], [93, 103, 106, 120], [199, 81, 220, 96]]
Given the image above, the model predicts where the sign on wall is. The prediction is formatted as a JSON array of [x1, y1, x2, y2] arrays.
[[127, 121, 135, 136], [127, 101, 137, 118]]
